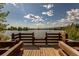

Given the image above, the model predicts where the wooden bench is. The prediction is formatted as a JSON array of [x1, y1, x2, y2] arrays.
[[58, 41, 79, 56], [1, 41, 23, 56]]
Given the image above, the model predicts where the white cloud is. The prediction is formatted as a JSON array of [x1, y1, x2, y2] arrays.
[[46, 18, 72, 28], [43, 4, 54, 9], [24, 13, 44, 22], [6, 3, 20, 8], [36, 22, 44, 26], [35, 22, 51, 28], [66, 9, 79, 22], [47, 22, 50, 24], [51, 9, 79, 27], [56, 18, 72, 27], [49, 8, 79, 27], [42, 10, 54, 16], [10, 3, 17, 7]]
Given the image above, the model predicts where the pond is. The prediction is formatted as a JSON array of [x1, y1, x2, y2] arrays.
[[5, 30, 63, 39]]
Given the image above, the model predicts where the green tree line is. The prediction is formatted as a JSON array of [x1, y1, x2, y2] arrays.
[[7, 26, 29, 31]]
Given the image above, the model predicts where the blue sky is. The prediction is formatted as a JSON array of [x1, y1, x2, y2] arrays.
[[3, 3, 79, 28]]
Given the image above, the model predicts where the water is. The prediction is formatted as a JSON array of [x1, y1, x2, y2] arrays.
[[5, 30, 63, 39]]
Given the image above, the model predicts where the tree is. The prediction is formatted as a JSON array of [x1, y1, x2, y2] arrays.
[[18, 27, 23, 31], [23, 27, 28, 30], [0, 3, 9, 32]]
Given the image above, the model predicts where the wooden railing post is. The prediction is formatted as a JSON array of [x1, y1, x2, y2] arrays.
[[32, 32, 34, 45], [46, 32, 48, 45], [65, 33, 68, 39], [59, 33, 61, 40], [12, 33, 14, 41], [19, 33, 21, 40]]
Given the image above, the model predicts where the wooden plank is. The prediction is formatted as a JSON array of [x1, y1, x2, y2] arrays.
[[23, 50, 30, 56], [36, 50, 40, 56], [20, 36, 33, 38], [47, 48, 59, 56], [59, 41, 79, 56], [46, 38, 61, 40], [47, 48, 57, 56], [58, 49, 67, 56], [20, 33, 34, 35], [21, 38, 33, 40], [25, 50, 29, 56], [46, 33, 60, 35], [47, 35, 60, 36], [44, 48, 50, 56], [35, 43, 46, 45], [53, 49, 60, 56], [35, 39, 45, 40], [40, 48, 46, 56], [23, 43, 33, 45], [23, 47, 59, 56], [40, 48, 56, 56], [34, 40, 45, 42], [47, 40, 59, 42], [47, 36, 62, 38], [22, 40, 32, 42]]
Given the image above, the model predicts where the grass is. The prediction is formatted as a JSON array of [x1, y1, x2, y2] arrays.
[[63, 24, 79, 40]]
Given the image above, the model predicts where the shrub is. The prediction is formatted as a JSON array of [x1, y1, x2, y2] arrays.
[[64, 24, 79, 40], [0, 33, 11, 41]]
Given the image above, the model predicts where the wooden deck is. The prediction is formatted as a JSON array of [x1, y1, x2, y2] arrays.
[[1, 32, 79, 56], [1, 41, 79, 56], [23, 47, 60, 56]]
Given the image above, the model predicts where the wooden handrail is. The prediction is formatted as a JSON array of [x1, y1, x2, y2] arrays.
[[1, 41, 23, 56], [58, 49, 67, 56], [59, 41, 79, 56]]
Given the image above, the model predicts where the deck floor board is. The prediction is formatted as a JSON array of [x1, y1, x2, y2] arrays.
[[23, 47, 60, 56]]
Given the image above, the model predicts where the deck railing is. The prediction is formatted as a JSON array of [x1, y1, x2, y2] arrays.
[[1, 41, 23, 56], [1, 32, 79, 56], [11, 32, 67, 45]]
